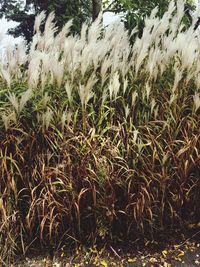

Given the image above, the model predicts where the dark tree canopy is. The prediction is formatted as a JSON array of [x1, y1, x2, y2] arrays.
[[0, 0, 102, 43]]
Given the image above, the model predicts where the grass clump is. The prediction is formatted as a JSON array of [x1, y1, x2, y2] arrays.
[[0, 0, 199, 263]]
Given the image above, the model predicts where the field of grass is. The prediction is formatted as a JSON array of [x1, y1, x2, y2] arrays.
[[0, 1, 200, 264]]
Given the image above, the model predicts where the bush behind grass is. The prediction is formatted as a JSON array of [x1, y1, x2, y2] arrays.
[[0, 0, 200, 263]]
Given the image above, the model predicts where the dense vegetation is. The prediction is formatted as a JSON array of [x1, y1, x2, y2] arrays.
[[0, 0, 200, 264]]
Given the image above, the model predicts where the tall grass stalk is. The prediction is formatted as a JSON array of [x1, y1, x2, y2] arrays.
[[0, 0, 199, 263]]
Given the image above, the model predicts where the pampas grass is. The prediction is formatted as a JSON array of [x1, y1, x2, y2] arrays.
[[0, 0, 199, 263]]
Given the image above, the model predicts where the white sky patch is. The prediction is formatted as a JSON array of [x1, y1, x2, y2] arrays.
[[0, 16, 18, 34], [0, 16, 21, 47], [103, 12, 121, 26]]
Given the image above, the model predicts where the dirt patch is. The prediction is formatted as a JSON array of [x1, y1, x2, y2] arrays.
[[14, 238, 200, 267]]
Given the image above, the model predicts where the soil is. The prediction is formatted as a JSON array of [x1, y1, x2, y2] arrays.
[[12, 230, 200, 267]]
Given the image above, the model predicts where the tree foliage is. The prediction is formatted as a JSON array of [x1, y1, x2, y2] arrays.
[[0, 0, 100, 42], [104, 0, 196, 37]]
